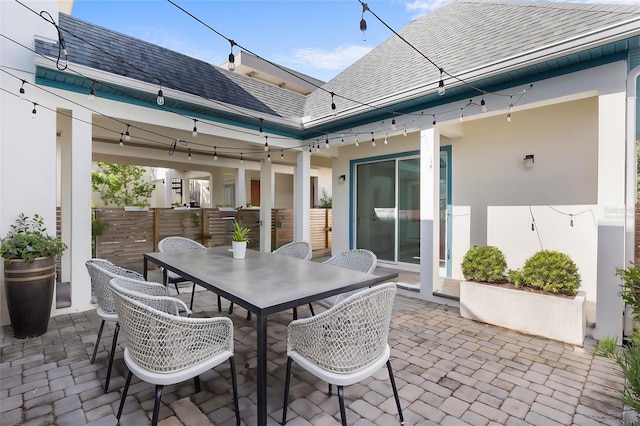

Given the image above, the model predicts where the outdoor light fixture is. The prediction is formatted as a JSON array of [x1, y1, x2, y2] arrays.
[[31, 102, 37, 119], [228, 40, 236, 71], [338, 174, 346, 184], [192, 119, 198, 137], [124, 125, 131, 142], [331, 92, 337, 116], [157, 88, 165, 106], [19, 80, 26, 99], [89, 81, 96, 102], [523, 154, 534, 168], [437, 68, 445, 96], [480, 97, 488, 112]]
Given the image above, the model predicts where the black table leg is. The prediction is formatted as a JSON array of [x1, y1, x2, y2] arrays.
[[256, 312, 267, 426], [143, 257, 148, 280]]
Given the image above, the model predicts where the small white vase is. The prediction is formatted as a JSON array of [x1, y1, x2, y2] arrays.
[[232, 241, 247, 259]]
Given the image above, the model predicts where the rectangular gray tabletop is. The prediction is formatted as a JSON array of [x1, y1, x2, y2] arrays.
[[143, 246, 397, 426]]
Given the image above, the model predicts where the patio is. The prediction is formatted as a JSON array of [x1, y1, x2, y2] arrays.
[[0, 275, 626, 426]]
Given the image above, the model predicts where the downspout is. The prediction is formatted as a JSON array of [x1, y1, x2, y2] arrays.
[[623, 65, 640, 338]]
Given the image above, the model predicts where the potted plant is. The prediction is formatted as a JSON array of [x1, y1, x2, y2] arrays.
[[231, 220, 251, 259], [459, 246, 586, 346], [1, 213, 67, 338]]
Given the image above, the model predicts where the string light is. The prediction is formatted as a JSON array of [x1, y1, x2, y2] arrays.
[[371, 132, 376, 147], [360, 2, 368, 41], [213, 146, 218, 160], [267, 151, 271, 162], [192, 119, 198, 137], [437, 68, 445, 96], [264, 136, 269, 152], [309, 145, 312, 153], [31, 102, 37, 119], [480, 95, 488, 112], [355, 134, 359, 146], [188, 148, 192, 160], [119, 133, 124, 146], [89, 81, 96, 102], [325, 135, 330, 148], [124, 124, 131, 142], [156, 87, 165, 106], [507, 96, 513, 122], [459, 108, 464, 122], [331, 92, 337, 116], [228, 40, 236, 71], [384, 134, 388, 144], [280, 149, 284, 160], [240, 152, 243, 163], [391, 116, 396, 131], [403, 126, 407, 137], [19, 79, 26, 99]]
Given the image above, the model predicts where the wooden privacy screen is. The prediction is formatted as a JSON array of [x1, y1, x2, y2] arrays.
[[92, 208, 332, 273]]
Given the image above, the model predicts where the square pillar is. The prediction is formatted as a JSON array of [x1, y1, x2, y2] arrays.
[[294, 151, 311, 243]]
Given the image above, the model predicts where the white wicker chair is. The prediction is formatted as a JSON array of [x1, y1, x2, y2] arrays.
[[273, 241, 313, 319], [315, 249, 378, 310], [109, 279, 240, 426], [157, 236, 215, 311], [273, 241, 312, 260], [281, 282, 404, 426], [85, 259, 176, 393]]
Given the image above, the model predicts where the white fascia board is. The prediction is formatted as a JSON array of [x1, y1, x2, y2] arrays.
[[302, 17, 640, 128]]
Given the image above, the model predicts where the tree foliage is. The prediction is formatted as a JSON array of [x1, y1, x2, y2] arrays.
[[91, 162, 155, 207]]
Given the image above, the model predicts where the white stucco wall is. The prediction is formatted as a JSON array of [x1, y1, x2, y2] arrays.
[[1, 0, 62, 326]]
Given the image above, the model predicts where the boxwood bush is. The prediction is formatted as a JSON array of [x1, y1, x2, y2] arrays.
[[461, 245, 507, 283], [521, 250, 581, 296]]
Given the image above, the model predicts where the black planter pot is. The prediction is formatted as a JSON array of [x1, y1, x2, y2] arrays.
[[4, 256, 56, 338]]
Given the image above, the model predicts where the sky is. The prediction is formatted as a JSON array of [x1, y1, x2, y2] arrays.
[[70, 0, 639, 83]]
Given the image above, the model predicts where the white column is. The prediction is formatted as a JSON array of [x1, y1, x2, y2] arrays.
[[236, 166, 247, 208], [294, 151, 311, 243], [259, 160, 273, 251], [58, 108, 93, 316], [211, 168, 225, 206], [593, 90, 627, 341], [419, 128, 443, 303]]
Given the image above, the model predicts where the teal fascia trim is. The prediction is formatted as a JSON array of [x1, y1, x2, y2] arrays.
[[35, 67, 305, 139], [308, 47, 632, 138], [348, 150, 420, 249]]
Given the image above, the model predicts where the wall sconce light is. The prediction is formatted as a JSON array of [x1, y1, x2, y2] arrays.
[[523, 154, 534, 169], [338, 174, 346, 184]]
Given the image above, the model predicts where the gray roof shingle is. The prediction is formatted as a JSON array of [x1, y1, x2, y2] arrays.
[[53, 13, 306, 120], [303, 0, 640, 119]]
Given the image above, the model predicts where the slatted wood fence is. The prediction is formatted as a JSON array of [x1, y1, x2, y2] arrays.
[[92, 208, 332, 273]]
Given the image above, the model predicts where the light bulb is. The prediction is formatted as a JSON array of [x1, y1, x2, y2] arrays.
[[157, 89, 164, 105], [507, 112, 512, 122], [280, 150, 284, 160], [384, 135, 388, 144], [228, 52, 235, 71], [19, 80, 26, 100], [240, 153, 243, 163], [119, 134, 124, 146], [355, 134, 359, 146], [480, 98, 488, 112], [214, 148, 218, 160], [438, 80, 445, 96], [125, 126, 131, 141], [188, 149, 192, 160], [264, 137, 269, 152], [192, 119, 198, 137], [267, 153, 271, 162], [391, 117, 396, 131], [403, 127, 407, 137], [360, 19, 367, 41], [371, 133, 375, 147], [331, 102, 337, 116], [325, 137, 330, 148], [89, 87, 95, 102], [31, 103, 37, 119]]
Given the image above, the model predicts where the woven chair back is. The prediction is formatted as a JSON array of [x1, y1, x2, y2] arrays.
[[158, 236, 206, 252], [110, 286, 233, 373], [322, 249, 377, 274], [287, 282, 396, 373], [85, 259, 145, 315], [273, 241, 312, 260]]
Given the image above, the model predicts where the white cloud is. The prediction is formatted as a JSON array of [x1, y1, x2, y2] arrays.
[[287, 45, 374, 71], [404, 0, 453, 18]]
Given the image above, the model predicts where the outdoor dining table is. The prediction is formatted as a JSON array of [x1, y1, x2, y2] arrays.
[[143, 246, 398, 426]]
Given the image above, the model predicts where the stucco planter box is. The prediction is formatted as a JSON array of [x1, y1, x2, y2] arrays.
[[460, 281, 586, 346]]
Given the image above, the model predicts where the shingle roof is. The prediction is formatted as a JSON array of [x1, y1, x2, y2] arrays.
[[52, 13, 306, 120], [303, 0, 640, 119]]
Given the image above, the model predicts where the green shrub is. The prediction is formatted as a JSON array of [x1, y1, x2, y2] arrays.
[[507, 269, 524, 287], [616, 263, 640, 319], [461, 246, 507, 283], [521, 250, 581, 296]]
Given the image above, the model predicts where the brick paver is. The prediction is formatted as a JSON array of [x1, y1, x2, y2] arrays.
[[0, 287, 628, 425]]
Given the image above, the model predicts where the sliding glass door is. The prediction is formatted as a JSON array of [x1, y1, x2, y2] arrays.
[[355, 155, 420, 264]]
